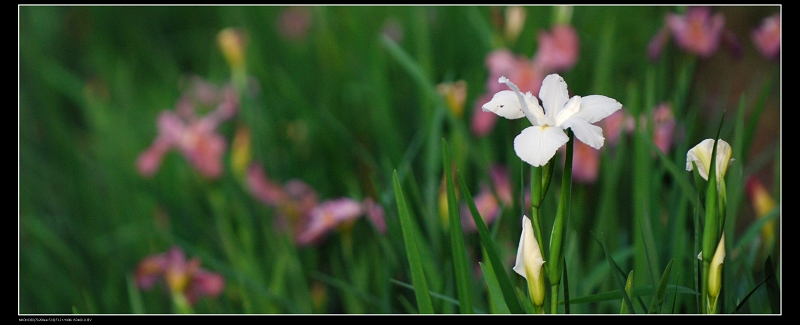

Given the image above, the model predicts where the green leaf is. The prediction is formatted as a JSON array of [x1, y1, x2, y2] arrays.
[[457, 169, 525, 314], [648, 259, 674, 314], [126, 274, 145, 314], [567, 285, 698, 305], [480, 262, 511, 314], [641, 131, 701, 211], [442, 139, 474, 314], [594, 231, 635, 314], [393, 170, 434, 314], [731, 258, 777, 314], [765, 255, 780, 314], [621, 271, 634, 314]]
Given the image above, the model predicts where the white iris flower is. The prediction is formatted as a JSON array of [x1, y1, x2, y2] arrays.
[[482, 74, 622, 167], [686, 138, 734, 184]]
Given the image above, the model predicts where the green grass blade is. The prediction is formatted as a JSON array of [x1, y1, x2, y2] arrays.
[[390, 279, 486, 314], [731, 206, 779, 256], [731, 261, 777, 314], [743, 77, 772, 155], [640, 131, 701, 210], [126, 274, 145, 314], [393, 170, 434, 314], [648, 258, 675, 314], [563, 257, 570, 314], [593, 231, 635, 314], [621, 271, 634, 314], [442, 139, 474, 314], [479, 262, 511, 314], [765, 255, 780, 314], [567, 285, 698, 305], [457, 169, 525, 314]]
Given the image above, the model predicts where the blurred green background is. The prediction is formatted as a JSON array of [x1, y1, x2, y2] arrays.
[[19, 5, 780, 314]]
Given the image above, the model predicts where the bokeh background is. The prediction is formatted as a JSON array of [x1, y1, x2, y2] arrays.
[[19, 5, 780, 314]]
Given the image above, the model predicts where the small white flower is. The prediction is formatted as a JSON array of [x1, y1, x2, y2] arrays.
[[513, 215, 546, 306], [686, 138, 734, 183], [482, 74, 622, 167]]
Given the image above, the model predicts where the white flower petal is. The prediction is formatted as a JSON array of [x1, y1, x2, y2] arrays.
[[560, 117, 606, 149], [686, 138, 733, 180], [499, 77, 546, 125], [514, 125, 569, 167], [554, 95, 582, 126], [482, 90, 526, 119], [539, 74, 570, 119], [572, 95, 623, 124], [513, 215, 544, 279]]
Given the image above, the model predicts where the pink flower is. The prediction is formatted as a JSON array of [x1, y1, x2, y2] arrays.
[[135, 246, 224, 305], [647, 27, 671, 61], [564, 141, 600, 184], [752, 13, 780, 60], [600, 108, 635, 146], [297, 198, 364, 245], [363, 197, 387, 234], [277, 6, 312, 41], [470, 93, 498, 137], [136, 78, 238, 179], [246, 162, 385, 245], [459, 164, 512, 232], [649, 7, 742, 60], [460, 184, 500, 233], [667, 6, 725, 57], [246, 163, 317, 237], [489, 164, 513, 206], [651, 103, 676, 154], [533, 24, 579, 73]]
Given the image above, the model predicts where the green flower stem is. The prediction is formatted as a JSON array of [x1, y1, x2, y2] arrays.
[[530, 166, 545, 255], [548, 129, 574, 314], [171, 291, 194, 314]]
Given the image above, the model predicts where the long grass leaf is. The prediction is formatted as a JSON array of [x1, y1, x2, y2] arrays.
[[648, 259, 674, 314], [457, 169, 525, 314], [480, 262, 511, 314], [567, 285, 698, 305], [765, 255, 780, 314], [393, 170, 434, 314], [593, 231, 635, 314], [442, 139, 474, 313]]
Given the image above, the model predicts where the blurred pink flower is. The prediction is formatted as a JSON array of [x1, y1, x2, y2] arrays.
[[363, 197, 387, 234], [752, 13, 780, 60], [470, 93, 498, 137], [533, 24, 579, 72], [246, 162, 385, 245], [600, 108, 635, 146], [649, 7, 741, 60], [277, 6, 312, 41], [489, 164, 513, 206], [460, 184, 500, 233], [136, 78, 238, 179], [135, 246, 224, 305], [297, 198, 364, 245], [563, 140, 600, 184], [651, 103, 676, 154], [668, 6, 725, 57], [459, 164, 512, 233], [647, 27, 671, 61]]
